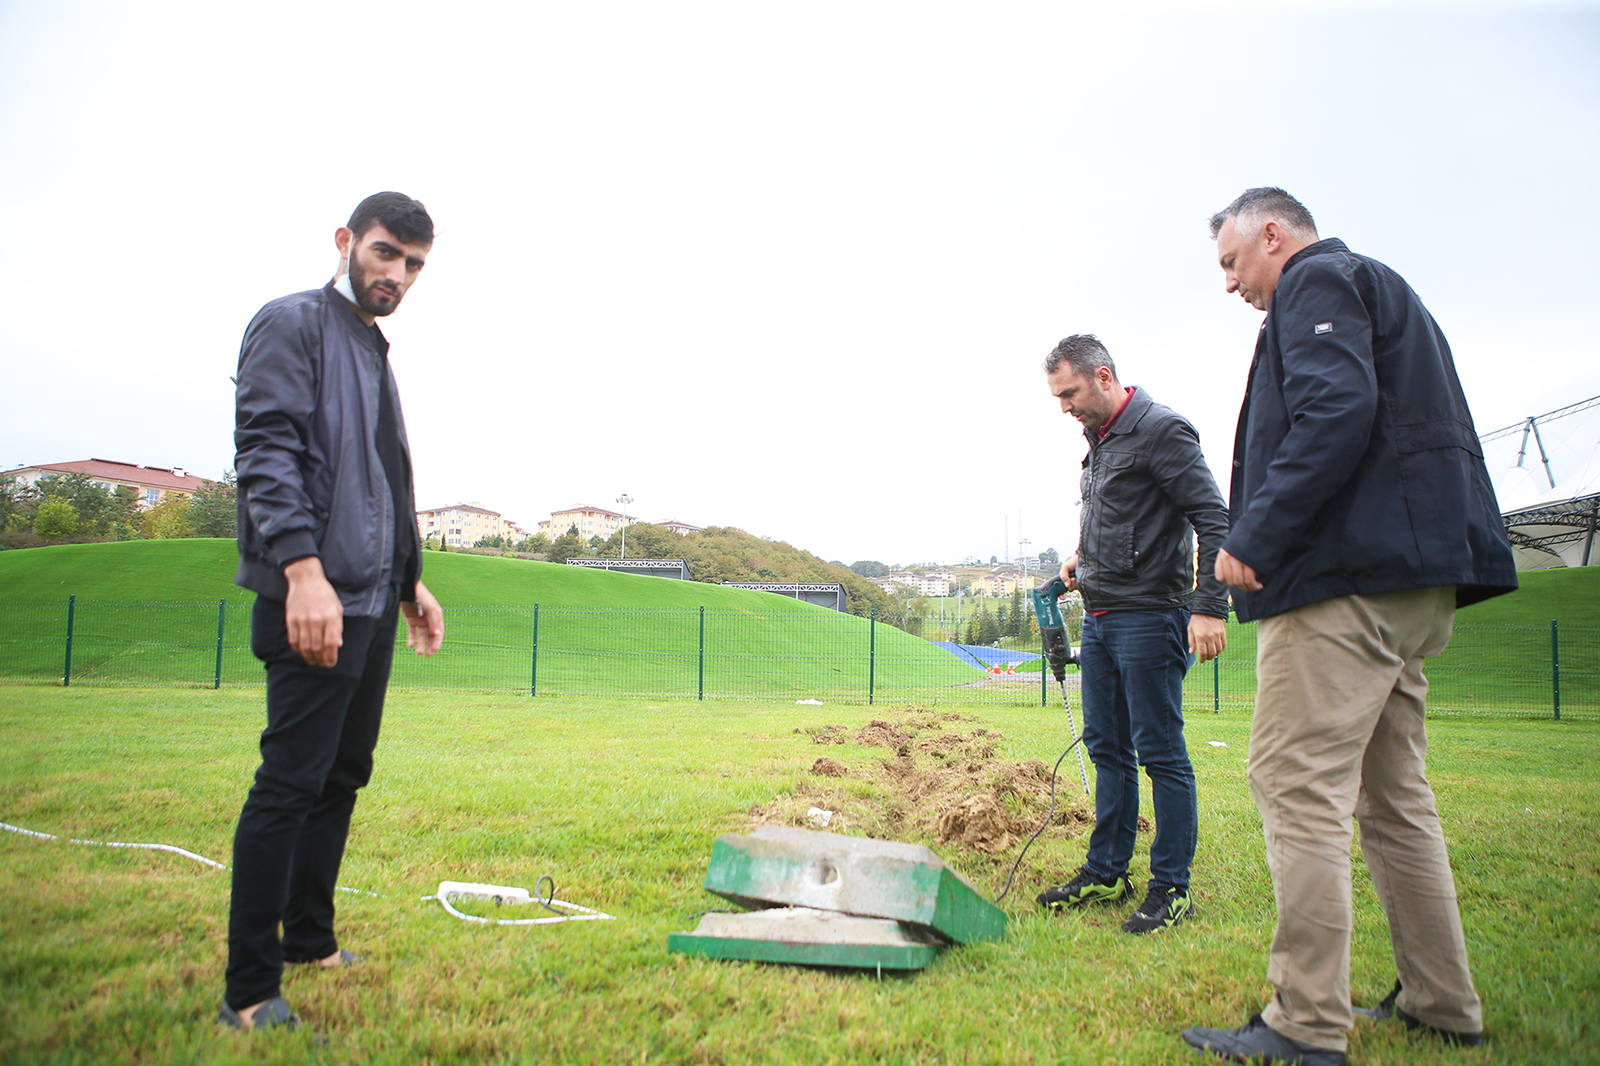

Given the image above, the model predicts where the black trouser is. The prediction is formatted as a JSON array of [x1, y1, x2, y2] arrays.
[[224, 589, 398, 1010]]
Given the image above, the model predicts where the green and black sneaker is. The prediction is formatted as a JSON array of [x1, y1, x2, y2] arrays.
[[1036, 866, 1133, 911], [1120, 884, 1192, 933]]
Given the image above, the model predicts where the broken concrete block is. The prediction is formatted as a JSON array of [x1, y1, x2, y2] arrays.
[[700, 825, 1005, 945]]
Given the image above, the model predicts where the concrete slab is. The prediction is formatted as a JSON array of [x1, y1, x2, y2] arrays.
[[667, 907, 943, 970], [701, 826, 1005, 944]]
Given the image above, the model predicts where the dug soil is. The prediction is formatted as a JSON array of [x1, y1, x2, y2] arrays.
[[748, 707, 1151, 887]]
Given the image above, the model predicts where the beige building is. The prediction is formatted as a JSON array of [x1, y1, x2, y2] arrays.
[[6, 459, 210, 509], [536, 506, 704, 541], [537, 504, 630, 542], [970, 571, 1028, 598], [416, 502, 525, 548]]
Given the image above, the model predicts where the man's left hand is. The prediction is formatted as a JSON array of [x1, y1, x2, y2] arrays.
[[1189, 613, 1227, 664], [401, 581, 445, 657], [1215, 549, 1263, 591]]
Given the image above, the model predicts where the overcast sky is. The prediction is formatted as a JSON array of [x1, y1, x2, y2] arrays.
[[2, 0, 1596, 567]]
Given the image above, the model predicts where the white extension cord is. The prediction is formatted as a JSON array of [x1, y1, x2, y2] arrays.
[[2, 820, 611, 921], [424, 880, 615, 926]]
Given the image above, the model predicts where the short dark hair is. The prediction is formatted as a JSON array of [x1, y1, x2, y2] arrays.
[[1044, 334, 1116, 380], [1208, 187, 1317, 242], [348, 191, 435, 245]]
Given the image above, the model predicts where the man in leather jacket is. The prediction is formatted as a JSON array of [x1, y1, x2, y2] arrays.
[[222, 192, 446, 1032], [1035, 334, 1230, 934], [1183, 188, 1515, 1065]]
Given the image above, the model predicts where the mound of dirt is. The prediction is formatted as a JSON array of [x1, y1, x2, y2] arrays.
[[752, 707, 1124, 868], [856, 720, 912, 750], [810, 757, 848, 778], [797, 724, 850, 745], [935, 792, 1024, 854]]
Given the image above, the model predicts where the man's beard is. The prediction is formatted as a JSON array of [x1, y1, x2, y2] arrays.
[[348, 254, 402, 317]]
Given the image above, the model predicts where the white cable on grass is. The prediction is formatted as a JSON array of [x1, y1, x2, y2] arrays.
[[4, 821, 603, 918], [424, 887, 615, 926], [3, 819, 227, 869], [1, 820, 379, 895]]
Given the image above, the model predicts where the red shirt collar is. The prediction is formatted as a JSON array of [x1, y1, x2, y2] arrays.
[[1095, 386, 1136, 442]]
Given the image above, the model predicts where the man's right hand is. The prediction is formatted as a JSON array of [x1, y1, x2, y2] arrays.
[[1060, 554, 1079, 593], [283, 556, 343, 667]]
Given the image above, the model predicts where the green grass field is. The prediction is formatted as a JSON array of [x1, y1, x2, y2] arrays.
[[1, 686, 1596, 1065]]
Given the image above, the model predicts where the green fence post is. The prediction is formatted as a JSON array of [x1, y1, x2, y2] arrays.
[[697, 606, 705, 701], [62, 594, 75, 687], [869, 607, 877, 706], [1551, 619, 1560, 721], [530, 603, 539, 697], [214, 599, 226, 689], [1041, 647, 1047, 707], [1213, 654, 1221, 713]]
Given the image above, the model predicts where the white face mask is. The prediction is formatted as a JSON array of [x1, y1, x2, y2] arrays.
[[334, 269, 358, 306]]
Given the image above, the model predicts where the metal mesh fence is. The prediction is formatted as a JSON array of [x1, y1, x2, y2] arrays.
[[0, 598, 1592, 718]]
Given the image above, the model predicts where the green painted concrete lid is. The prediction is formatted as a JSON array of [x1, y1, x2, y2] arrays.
[[667, 907, 942, 970]]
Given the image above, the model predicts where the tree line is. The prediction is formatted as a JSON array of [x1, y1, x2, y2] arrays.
[[528, 521, 893, 619], [0, 472, 236, 548]]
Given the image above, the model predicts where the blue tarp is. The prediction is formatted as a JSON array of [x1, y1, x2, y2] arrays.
[[929, 641, 1041, 671]]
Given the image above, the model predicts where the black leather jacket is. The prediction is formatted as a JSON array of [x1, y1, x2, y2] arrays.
[[233, 281, 420, 616], [1075, 388, 1231, 618]]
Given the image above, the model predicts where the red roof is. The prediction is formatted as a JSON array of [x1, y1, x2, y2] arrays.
[[417, 503, 503, 517], [12, 459, 210, 493]]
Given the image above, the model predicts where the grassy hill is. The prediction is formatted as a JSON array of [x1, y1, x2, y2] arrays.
[[2, 543, 1593, 710], [1456, 565, 1600, 626], [0, 541, 978, 699]]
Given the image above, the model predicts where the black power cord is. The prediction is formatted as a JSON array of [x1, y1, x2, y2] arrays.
[[992, 734, 1085, 905]]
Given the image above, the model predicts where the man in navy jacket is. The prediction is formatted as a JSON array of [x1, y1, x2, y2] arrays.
[[1182, 189, 1516, 1066]]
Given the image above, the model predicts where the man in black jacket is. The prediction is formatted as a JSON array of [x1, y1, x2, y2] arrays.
[[1183, 189, 1516, 1065], [222, 192, 446, 1032], [1035, 335, 1230, 934]]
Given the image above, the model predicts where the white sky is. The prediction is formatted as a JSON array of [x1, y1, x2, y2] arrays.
[[2, 0, 1596, 567]]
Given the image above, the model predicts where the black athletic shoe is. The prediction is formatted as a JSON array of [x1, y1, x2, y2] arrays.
[[1036, 866, 1132, 910], [1121, 883, 1193, 934], [1354, 979, 1484, 1047]]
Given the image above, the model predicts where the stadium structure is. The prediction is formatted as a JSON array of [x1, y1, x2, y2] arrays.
[[1483, 396, 1600, 570]]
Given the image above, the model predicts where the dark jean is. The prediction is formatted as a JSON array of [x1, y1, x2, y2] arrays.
[[1077, 606, 1197, 892], [224, 589, 398, 1010]]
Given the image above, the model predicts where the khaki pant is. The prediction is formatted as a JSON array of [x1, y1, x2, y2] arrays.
[[1250, 586, 1483, 1051]]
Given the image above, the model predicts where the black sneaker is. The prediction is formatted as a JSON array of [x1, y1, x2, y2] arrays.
[[1036, 866, 1132, 910], [1120, 883, 1192, 933]]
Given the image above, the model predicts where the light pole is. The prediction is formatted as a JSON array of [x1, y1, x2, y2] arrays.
[[616, 493, 633, 559]]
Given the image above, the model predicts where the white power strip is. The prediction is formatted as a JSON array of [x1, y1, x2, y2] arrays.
[[438, 880, 531, 905]]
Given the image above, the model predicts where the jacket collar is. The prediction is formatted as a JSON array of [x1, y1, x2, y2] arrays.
[[1281, 237, 1348, 278], [1084, 385, 1154, 446], [323, 279, 388, 356]]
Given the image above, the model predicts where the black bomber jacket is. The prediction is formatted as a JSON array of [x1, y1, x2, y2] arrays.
[[233, 281, 421, 616]]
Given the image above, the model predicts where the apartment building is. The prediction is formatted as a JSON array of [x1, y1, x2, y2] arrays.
[[6, 459, 210, 509], [416, 502, 525, 548], [970, 571, 1028, 597], [536, 504, 630, 542]]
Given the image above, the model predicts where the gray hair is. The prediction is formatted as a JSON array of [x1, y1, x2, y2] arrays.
[[1208, 187, 1318, 243], [1043, 334, 1116, 380]]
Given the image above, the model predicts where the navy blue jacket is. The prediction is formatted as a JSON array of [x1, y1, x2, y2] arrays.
[[1222, 239, 1516, 622], [234, 281, 421, 616], [1076, 388, 1232, 618]]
